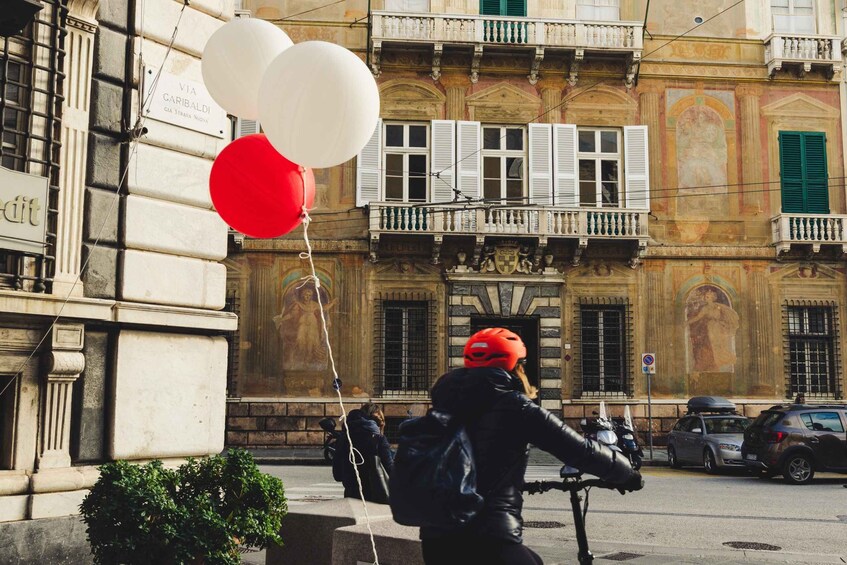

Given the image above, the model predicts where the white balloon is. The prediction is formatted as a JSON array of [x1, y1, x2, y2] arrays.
[[202, 18, 292, 120], [258, 41, 380, 169]]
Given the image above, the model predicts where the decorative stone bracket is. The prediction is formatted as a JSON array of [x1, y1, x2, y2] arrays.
[[567, 50, 584, 86], [625, 52, 641, 89], [470, 45, 484, 83], [528, 47, 544, 85], [38, 324, 85, 470], [431, 43, 443, 81], [370, 40, 383, 77]]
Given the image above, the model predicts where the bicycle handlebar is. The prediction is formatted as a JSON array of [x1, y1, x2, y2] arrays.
[[523, 478, 631, 495]]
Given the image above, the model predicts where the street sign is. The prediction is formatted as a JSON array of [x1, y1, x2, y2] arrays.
[[641, 353, 656, 374]]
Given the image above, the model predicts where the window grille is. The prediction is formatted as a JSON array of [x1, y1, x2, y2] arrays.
[[574, 297, 632, 398], [783, 302, 842, 399], [0, 1, 65, 292], [373, 292, 437, 397]]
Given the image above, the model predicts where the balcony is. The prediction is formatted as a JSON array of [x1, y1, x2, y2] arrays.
[[369, 202, 649, 267], [764, 34, 840, 79], [771, 213, 847, 255], [370, 11, 644, 86]]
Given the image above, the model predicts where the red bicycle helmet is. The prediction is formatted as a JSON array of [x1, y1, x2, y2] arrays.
[[463, 327, 527, 370]]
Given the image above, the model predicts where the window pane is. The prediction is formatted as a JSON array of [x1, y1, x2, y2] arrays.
[[409, 177, 427, 202], [506, 128, 523, 150], [408, 154, 427, 176], [506, 180, 522, 201], [600, 131, 618, 153], [506, 157, 523, 179], [484, 180, 501, 200], [483, 128, 501, 150], [386, 153, 404, 176], [579, 130, 596, 152], [579, 159, 596, 181], [602, 182, 618, 206], [580, 181, 596, 206], [409, 125, 427, 147], [385, 176, 403, 200], [386, 124, 404, 147], [484, 156, 501, 179]]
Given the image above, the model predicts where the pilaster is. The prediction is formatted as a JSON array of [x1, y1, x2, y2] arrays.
[[540, 85, 563, 124], [53, 6, 99, 297], [736, 85, 764, 213], [37, 325, 85, 470], [441, 75, 469, 121], [638, 86, 663, 211]]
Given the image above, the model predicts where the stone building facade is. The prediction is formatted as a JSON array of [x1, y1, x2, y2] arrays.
[[225, 0, 847, 448], [0, 0, 233, 561]]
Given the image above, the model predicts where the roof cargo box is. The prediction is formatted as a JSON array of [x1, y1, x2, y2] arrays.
[[686, 396, 736, 414]]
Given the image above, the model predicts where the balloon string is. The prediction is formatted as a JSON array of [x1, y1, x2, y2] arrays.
[[298, 170, 381, 565]]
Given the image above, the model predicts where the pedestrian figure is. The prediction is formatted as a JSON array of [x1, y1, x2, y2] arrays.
[[794, 393, 805, 405], [332, 403, 393, 502]]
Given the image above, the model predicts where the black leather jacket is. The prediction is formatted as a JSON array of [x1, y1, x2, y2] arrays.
[[421, 367, 637, 543]]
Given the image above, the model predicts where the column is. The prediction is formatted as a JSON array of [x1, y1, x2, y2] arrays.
[[639, 86, 663, 212], [736, 85, 764, 213], [38, 324, 85, 469], [749, 268, 773, 394], [53, 1, 99, 296]]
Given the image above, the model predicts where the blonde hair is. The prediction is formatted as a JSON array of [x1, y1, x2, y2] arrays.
[[514, 363, 538, 400]]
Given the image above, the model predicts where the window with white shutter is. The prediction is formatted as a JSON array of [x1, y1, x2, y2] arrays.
[[430, 120, 456, 204], [576, 0, 620, 21], [528, 123, 552, 205], [578, 128, 622, 207], [623, 125, 649, 210], [356, 119, 382, 207], [383, 122, 429, 202], [771, 0, 815, 34], [481, 125, 526, 204], [553, 124, 578, 207], [234, 117, 261, 140], [456, 121, 482, 202]]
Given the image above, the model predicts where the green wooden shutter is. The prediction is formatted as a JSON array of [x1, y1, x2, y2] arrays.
[[779, 132, 805, 213], [480, 0, 501, 15], [505, 0, 526, 16], [802, 132, 829, 214]]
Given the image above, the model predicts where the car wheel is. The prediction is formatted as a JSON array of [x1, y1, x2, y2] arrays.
[[703, 449, 718, 475], [783, 454, 814, 485], [668, 446, 680, 469]]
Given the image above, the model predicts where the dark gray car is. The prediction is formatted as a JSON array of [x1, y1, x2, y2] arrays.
[[742, 403, 847, 484], [667, 413, 751, 473]]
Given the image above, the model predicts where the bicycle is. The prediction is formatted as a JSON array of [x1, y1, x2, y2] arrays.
[[523, 466, 637, 565]]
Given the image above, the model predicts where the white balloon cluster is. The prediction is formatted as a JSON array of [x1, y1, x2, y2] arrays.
[[202, 19, 380, 169]]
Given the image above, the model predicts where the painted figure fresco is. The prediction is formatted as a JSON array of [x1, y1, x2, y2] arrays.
[[273, 284, 336, 371], [685, 285, 739, 373], [676, 105, 727, 217]]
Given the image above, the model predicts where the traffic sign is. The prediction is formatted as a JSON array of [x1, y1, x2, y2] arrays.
[[641, 353, 656, 374]]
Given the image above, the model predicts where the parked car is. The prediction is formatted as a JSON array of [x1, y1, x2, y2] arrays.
[[742, 402, 847, 485], [667, 396, 751, 473]]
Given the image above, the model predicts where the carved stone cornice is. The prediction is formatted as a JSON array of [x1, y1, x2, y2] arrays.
[[67, 15, 97, 33], [645, 245, 776, 259]]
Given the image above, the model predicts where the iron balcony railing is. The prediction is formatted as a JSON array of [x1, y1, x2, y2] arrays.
[[771, 213, 847, 254], [369, 202, 648, 241], [371, 11, 644, 52]]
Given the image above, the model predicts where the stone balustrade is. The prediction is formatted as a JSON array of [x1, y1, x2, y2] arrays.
[[771, 213, 847, 255], [369, 203, 648, 241], [372, 11, 643, 51], [764, 33, 840, 78]]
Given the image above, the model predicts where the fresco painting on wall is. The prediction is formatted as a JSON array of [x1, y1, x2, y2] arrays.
[[685, 284, 739, 373], [676, 105, 728, 217], [273, 284, 336, 371]]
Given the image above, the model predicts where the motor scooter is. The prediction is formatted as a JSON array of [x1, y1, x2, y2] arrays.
[[612, 406, 643, 470], [318, 417, 341, 463], [579, 402, 619, 452]]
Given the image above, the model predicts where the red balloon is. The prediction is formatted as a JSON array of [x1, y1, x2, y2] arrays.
[[210, 134, 315, 238]]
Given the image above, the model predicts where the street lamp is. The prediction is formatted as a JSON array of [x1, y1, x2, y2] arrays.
[[0, 0, 43, 38]]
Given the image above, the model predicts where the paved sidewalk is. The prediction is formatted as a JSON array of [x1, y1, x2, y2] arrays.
[[249, 445, 669, 466]]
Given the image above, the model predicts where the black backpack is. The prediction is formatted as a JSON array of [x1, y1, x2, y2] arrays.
[[388, 410, 483, 528]]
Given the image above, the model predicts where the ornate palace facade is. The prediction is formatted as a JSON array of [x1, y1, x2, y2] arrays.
[[225, 0, 847, 446]]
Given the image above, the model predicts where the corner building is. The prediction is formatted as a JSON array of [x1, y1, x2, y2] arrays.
[[0, 0, 233, 561], [226, 0, 847, 446]]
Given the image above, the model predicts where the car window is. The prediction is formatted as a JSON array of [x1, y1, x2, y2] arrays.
[[684, 417, 703, 433], [799, 412, 845, 433], [753, 411, 783, 428], [672, 418, 687, 432], [704, 417, 750, 434]]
